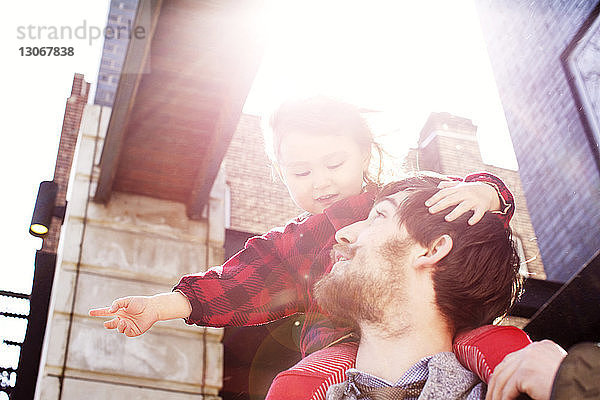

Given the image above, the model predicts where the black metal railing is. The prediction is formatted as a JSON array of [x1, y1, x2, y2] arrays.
[[0, 290, 30, 399]]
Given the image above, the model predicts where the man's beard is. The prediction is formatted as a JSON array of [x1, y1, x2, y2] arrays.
[[314, 239, 412, 334]]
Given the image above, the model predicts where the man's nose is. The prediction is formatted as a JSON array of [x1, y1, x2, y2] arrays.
[[335, 220, 362, 244]]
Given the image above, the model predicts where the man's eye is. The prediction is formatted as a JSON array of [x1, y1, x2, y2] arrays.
[[374, 209, 385, 218], [327, 161, 344, 170]]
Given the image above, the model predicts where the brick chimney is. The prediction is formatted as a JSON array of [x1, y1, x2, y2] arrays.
[[413, 112, 482, 175], [42, 74, 90, 253]]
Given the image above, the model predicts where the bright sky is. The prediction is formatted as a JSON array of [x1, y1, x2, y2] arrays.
[[2, 2, 111, 298], [244, 0, 518, 172], [1, 0, 517, 299]]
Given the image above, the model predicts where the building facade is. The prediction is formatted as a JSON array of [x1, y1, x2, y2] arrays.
[[36, 88, 225, 399], [475, 1, 600, 282], [32, 0, 264, 397]]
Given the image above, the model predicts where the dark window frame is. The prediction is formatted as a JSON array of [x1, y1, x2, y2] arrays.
[[562, 4, 600, 172]]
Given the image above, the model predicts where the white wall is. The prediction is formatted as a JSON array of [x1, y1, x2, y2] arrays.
[[36, 104, 225, 399]]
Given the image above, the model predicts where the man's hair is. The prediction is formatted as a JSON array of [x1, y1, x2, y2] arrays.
[[377, 173, 522, 334]]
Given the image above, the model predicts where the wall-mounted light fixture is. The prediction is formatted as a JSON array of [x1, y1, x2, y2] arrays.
[[29, 181, 66, 238]]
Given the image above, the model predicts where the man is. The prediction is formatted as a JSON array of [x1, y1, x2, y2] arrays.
[[316, 174, 523, 399]]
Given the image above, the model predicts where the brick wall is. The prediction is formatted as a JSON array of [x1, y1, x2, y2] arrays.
[[475, 1, 600, 281], [43, 74, 90, 253], [222, 114, 301, 235], [407, 112, 546, 279]]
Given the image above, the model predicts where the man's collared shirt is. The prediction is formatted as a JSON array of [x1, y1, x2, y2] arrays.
[[345, 357, 429, 400], [341, 355, 485, 400]]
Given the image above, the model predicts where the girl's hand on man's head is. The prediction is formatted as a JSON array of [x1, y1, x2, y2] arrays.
[[425, 180, 501, 225]]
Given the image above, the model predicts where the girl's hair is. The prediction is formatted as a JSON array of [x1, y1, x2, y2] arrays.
[[263, 96, 384, 186]]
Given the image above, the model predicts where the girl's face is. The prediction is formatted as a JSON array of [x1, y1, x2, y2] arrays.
[[278, 131, 369, 214]]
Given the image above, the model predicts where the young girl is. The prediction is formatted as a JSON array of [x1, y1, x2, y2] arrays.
[[90, 97, 528, 399]]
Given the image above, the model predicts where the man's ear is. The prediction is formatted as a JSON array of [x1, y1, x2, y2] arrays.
[[415, 234, 453, 268]]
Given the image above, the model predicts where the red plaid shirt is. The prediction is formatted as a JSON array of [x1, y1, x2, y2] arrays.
[[174, 172, 514, 356]]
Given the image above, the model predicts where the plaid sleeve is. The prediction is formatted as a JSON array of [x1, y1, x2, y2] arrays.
[[463, 172, 515, 227], [173, 212, 336, 327], [324, 189, 377, 231]]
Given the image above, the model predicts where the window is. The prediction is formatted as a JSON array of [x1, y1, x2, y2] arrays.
[[565, 12, 600, 157]]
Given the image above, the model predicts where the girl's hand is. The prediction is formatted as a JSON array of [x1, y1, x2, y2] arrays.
[[425, 180, 501, 225], [89, 296, 160, 337]]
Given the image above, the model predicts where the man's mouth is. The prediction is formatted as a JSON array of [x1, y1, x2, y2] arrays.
[[331, 244, 354, 265], [334, 253, 347, 263]]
